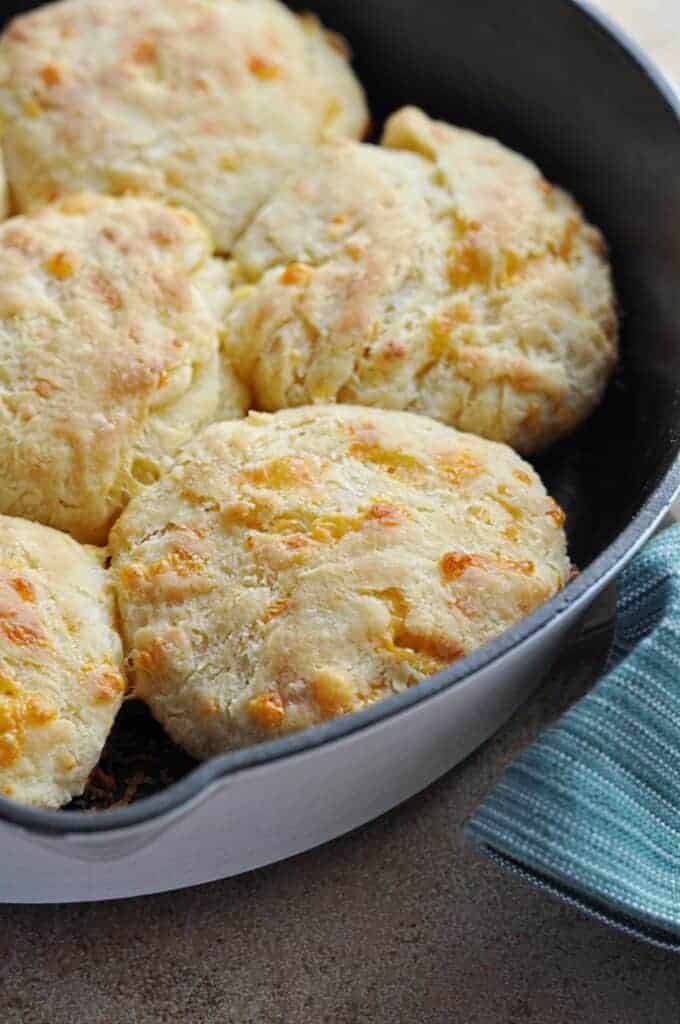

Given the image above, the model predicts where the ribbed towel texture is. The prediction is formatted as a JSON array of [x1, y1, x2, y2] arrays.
[[466, 523, 680, 949]]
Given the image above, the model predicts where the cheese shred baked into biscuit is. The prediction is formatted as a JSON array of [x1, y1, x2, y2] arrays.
[[225, 107, 618, 453], [0, 515, 125, 808], [110, 406, 570, 760], [0, 0, 368, 253], [0, 194, 247, 545]]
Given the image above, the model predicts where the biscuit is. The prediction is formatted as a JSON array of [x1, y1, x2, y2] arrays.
[[0, 515, 125, 808], [110, 405, 570, 760], [0, 193, 247, 545], [225, 107, 617, 453], [0, 152, 8, 222], [0, 0, 368, 253]]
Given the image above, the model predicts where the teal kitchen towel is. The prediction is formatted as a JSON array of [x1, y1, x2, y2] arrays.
[[466, 523, 680, 950]]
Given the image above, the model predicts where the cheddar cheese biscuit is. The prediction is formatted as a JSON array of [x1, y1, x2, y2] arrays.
[[111, 405, 570, 759], [0, 515, 124, 808], [0, 194, 247, 544], [226, 107, 617, 452], [0, 0, 368, 252]]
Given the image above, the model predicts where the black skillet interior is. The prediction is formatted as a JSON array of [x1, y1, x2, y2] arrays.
[[2, 0, 680, 816]]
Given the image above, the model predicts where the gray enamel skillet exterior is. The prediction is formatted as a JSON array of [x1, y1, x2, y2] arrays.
[[1, 0, 680, 901]]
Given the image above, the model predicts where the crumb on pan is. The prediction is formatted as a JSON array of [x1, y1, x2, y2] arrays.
[[66, 700, 196, 811]]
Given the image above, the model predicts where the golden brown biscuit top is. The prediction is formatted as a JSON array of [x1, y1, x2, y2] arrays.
[[226, 107, 617, 453], [111, 406, 570, 760], [0, 193, 245, 544], [0, 514, 124, 807], [0, 0, 368, 251]]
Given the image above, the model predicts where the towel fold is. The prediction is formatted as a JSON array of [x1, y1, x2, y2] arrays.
[[466, 523, 680, 950]]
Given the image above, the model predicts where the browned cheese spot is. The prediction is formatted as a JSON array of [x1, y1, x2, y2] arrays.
[[311, 669, 356, 718], [44, 251, 81, 279], [248, 55, 281, 80], [247, 690, 285, 730], [280, 263, 312, 286], [39, 62, 62, 86]]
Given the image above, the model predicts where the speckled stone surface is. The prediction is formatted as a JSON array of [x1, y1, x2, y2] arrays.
[[3, 589, 680, 1024], [2, 4, 680, 1022]]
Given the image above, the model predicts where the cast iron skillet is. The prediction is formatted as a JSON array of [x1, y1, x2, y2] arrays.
[[1, 0, 680, 834]]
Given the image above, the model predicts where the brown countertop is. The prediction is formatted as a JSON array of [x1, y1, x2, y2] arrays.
[[3, 4, 680, 1022], [5, 602, 680, 1024]]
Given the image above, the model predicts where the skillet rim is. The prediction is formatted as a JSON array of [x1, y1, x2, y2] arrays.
[[1, 0, 680, 837]]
